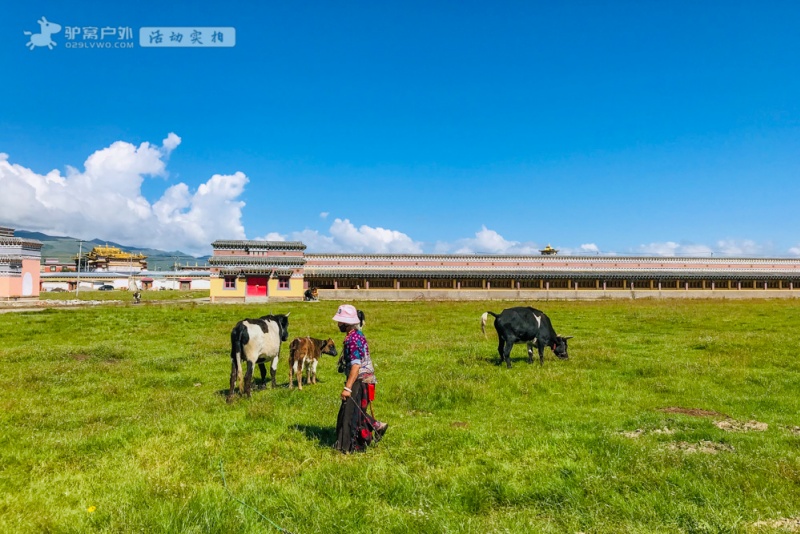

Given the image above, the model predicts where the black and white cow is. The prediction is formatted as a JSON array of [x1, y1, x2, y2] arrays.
[[481, 307, 572, 368], [227, 313, 290, 402]]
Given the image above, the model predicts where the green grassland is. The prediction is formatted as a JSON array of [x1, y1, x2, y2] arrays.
[[1, 299, 799, 533], [40, 289, 210, 303]]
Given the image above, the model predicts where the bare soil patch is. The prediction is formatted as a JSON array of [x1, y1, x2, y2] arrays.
[[620, 427, 675, 439], [659, 407, 729, 418], [714, 419, 768, 432], [751, 517, 800, 531], [668, 440, 734, 454]]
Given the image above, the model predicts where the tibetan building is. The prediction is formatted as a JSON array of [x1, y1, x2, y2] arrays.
[[208, 238, 800, 301], [84, 245, 147, 272], [0, 226, 42, 301], [208, 240, 306, 302]]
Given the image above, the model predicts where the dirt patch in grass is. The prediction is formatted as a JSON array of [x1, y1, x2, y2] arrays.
[[668, 440, 734, 454], [659, 407, 729, 418], [714, 419, 768, 432], [620, 427, 675, 439], [451, 421, 469, 428], [70, 353, 90, 361], [751, 517, 800, 531]]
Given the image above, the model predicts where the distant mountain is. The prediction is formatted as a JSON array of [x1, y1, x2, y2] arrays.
[[15, 230, 210, 271]]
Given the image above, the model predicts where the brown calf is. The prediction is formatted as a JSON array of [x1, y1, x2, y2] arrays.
[[288, 337, 338, 390]]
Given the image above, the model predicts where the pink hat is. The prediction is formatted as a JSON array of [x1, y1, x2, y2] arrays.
[[332, 304, 360, 325]]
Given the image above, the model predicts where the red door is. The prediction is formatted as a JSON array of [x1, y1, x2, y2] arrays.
[[246, 277, 268, 296]]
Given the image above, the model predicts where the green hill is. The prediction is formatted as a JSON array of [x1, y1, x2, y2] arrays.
[[15, 230, 209, 271]]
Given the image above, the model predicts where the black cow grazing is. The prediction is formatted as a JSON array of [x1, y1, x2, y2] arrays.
[[481, 307, 572, 368], [227, 313, 290, 402], [304, 287, 319, 301]]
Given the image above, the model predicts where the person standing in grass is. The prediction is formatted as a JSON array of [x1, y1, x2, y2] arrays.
[[333, 304, 388, 453]]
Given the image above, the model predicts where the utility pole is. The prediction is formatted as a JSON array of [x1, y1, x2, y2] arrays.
[[75, 240, 83, 297]]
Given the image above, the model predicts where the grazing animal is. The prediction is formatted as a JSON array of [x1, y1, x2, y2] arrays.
[[132, 290, 141, 304], [288, 337, 338, 389], [227, 313, 290, 401], [481, 307, 572, 368], [304, 287, 319, 301]]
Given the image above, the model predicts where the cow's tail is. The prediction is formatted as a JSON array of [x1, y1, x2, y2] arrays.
[[289, 338, 300, 362], [481, 311, 499, 337], [230, 323, 249, 381]]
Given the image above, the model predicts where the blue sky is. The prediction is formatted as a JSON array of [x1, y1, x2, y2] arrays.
[[1, 1, 798, 256]]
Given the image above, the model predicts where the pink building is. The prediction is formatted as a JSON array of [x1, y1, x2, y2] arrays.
[[0, 227, 43, 301]]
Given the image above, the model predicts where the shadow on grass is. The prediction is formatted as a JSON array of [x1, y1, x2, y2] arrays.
[[482, 355, 547, 366], [215, 381, 287, 398], [293, 424, 337, 447]]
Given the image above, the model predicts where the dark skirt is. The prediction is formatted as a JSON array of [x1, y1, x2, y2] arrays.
[[334, 380, 377, 453]]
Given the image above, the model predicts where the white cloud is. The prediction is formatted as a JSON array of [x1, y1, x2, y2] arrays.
[[319, 211, 329, 219], [161, 133, 181, 155], [270, 219, 423, 253], [715, 239, 763, 256], [638, 241, 681, 256], [638, 241, 714, 256], [637, 239, 775, 257], [0, 134, 247, 256], [556, 243, 620, 256], [327, 218, 423, 253], [435, 226, 539, 255], [253, 232, 287, 241]]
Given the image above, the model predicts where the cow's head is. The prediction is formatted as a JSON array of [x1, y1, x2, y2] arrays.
[[321, 338, 338, 357], [275, 313, 290, 342], [552, 336, 573, 360]]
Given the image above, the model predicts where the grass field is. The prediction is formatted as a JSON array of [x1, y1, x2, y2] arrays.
[[40, 289, 210, 302], [1, 299, 799, 533]]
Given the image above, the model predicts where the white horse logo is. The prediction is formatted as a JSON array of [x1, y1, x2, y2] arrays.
[[24, 17, 62, 50]]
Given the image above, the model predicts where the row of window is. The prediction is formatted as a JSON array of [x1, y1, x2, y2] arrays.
[[306, 278, 798, 290], [223, 276, 291, 290]]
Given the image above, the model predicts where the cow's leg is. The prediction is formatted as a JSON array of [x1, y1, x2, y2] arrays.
[[311, 359, 318, 384], [236, 355, 244, 392], [244, 360, 255, 398], [258, 361, 268, 386], [537, 341, 546, 366], [502, 342, 513, 368], [226, 358, 237, 403], [497, 337, 506, 366], [292, 359, 302, 390], [270, 355, 279, 388], [527, 342, 535, 364], [296, 361, 304, 391], [288, 357, 294, 389]]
